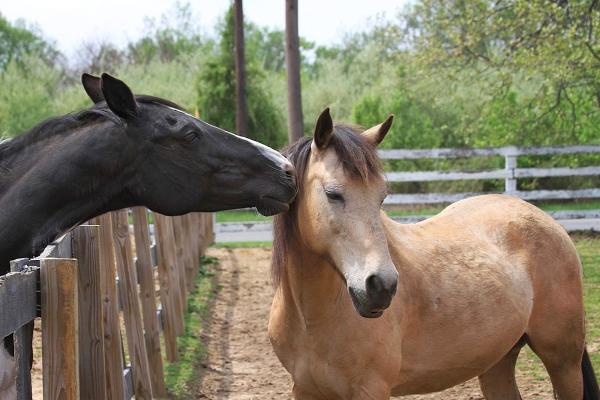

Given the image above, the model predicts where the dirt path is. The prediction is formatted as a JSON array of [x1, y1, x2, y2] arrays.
[[194, 247, 292, 399], [194, 247, 554, 400]]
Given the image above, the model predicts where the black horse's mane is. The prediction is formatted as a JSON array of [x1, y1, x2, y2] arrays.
[[0, 95, 185, 164]]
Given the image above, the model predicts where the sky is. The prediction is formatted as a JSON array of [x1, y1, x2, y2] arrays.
[[0, 0, 410, 60]]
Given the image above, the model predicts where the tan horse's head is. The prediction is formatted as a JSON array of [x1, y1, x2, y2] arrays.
[[273, 108, 398, 318]]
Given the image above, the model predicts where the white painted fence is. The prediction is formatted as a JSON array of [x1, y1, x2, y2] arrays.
[[216, 145, 600, 242], [380, 145, 600, 205]]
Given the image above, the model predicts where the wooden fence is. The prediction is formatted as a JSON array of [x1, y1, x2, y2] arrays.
[[380, 144, 600, 205], [0, 209, 214, 399]]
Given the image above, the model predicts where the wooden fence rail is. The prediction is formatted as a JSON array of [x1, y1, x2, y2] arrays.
[[379, 144, 600, 205], [0, 210, 213, 400]]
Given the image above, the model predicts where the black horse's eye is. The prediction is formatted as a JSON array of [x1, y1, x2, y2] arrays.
[[325, 191, 344, 203], [183, 130, 198, 143]]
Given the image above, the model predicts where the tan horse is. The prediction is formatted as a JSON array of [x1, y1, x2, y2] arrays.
[[268, 108, 599, 400]]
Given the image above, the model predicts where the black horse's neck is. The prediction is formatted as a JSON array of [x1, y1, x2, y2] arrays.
[[0, 112, 138, 272]]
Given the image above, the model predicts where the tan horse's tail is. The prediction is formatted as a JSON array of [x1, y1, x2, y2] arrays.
[[583, 348, 599, 400]]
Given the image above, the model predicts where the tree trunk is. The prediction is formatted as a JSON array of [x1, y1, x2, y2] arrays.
[[234, 0, 249, 137], [285, 0, 304, 143]]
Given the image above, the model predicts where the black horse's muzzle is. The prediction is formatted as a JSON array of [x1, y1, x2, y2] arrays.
[[255, 159, 297, 216]]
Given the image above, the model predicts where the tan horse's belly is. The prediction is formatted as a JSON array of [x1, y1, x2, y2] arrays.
[[391, 312, 528, 395], [389, 249, 534, 394]]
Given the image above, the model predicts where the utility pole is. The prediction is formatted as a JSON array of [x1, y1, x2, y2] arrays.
[[285, 0, 304, 143], [234, 0, 249, 137]]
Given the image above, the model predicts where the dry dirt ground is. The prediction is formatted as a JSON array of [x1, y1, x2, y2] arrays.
[[192, 247, 556, 400]]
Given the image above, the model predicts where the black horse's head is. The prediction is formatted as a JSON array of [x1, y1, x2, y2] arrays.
[[81, 73, 296, 216]]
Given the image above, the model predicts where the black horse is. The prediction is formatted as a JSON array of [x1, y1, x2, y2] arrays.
[[0, 73, 296, 395], [0, 73, 296, 272]]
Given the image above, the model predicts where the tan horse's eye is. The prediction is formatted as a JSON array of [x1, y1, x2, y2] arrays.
[[325, 191, 344, 203]]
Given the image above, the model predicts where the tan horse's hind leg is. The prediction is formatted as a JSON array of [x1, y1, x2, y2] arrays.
[[528, 338, 584, 400], [526, 301, 585, 399], [524, 281, 586, 396], [478, 342, 523, 400]]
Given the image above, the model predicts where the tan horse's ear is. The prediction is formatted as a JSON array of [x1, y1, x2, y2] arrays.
[[362, 115, 394, 146], [313, 108, 334, 149]]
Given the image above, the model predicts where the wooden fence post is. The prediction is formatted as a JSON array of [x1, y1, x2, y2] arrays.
[[182, 215, 197, 289], [189, 214, 200, 272], [111, 210, 154, 399], [165, 216, 184, 334], [72, 225, 106, 400], [9, 258, 33, 400], [131, 207, 167, 397], [41, 258, 79, 400], [153, 213, 181, 361], [505, 151, 517, 193], [89, 214, 125, 400], [172, 216, 188, 311]]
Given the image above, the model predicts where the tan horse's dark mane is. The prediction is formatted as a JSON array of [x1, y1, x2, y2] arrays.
[[271, 124, 383, 287]]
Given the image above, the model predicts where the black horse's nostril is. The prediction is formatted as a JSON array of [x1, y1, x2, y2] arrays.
[[282, 160, 296, 182], [283, 160, 294, 175]]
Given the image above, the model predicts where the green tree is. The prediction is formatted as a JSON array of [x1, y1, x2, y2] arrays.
[[127, 2, 206, 65], [196, 6, 286, 148], [0, 56, 62, 137], [406, 0, 600, 141], [0, 13, 60, 70]]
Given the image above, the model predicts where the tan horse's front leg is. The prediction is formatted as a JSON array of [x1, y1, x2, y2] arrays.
[[292, 384, 325, 400], [478, 343, 523, 400], [350, 376, 392, 400], [292, 380, 391, 400], [350, 387, 391, 400]]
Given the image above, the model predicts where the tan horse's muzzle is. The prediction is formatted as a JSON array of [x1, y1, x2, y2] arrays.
[[348, 268, 398, 318]]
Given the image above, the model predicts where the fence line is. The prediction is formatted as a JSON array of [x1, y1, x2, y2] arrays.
[[379, 144, 600, 205], [377, 145, 600, 159], [0, 209, 214, 400]]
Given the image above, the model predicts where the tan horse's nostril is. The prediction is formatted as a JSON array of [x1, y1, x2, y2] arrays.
[[366, 274, 385, 295], [366, 274, 397, 297]]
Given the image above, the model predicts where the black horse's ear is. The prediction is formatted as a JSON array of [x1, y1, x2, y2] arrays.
[[362, 114, 394, 147], [313, 108, 334, 149], [81, 73, 104, 104], [100, 73, 138, 119]]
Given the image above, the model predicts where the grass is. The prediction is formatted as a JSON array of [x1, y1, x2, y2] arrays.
[[578, 234, 600, 370], [540, 200, 600, 213], [216, 210, 271, 223], [214, 241, 272, 248], [164, 255, 219, 399]]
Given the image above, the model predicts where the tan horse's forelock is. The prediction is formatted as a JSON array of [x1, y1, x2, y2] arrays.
[[271, 124, 383, 288]]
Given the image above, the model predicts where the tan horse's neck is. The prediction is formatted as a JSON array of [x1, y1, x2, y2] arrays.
[[279, 235, 348, 328]]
